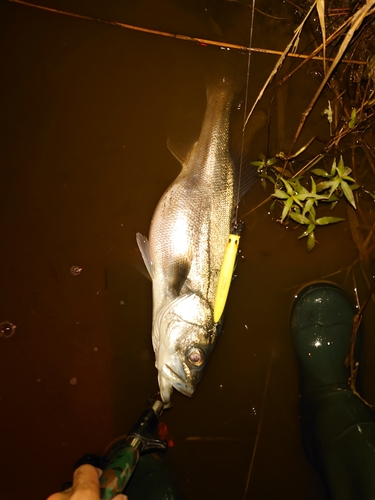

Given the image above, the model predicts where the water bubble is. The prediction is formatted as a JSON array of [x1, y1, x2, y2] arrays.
[[0, 321, 16, 339], [70, 266, 82, 276]]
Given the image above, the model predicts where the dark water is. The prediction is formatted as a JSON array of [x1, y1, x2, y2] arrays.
[[1, 1, 375, 499]]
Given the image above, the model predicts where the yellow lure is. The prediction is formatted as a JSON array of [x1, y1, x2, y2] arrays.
[[214, 233, 241, 323]]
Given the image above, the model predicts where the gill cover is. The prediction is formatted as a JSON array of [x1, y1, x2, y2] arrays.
[[153, 294, 216, 405]]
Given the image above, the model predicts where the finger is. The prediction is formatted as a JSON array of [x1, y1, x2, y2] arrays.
[[46, 465, 126, 500], [46, 492, 71, 500], [46, 482, 74, 500], [70, 464, 100, 499]]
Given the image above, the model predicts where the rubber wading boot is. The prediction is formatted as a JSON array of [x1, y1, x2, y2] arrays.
[[124, 452, 186, 500], [291, 282, 375, 500]]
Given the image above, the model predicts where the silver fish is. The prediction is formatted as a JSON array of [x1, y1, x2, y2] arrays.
[[137, 76, 252, 405]]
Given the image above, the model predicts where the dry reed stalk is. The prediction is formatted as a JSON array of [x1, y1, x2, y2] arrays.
[[289, 1, 375, 155], [345, 268, 375, 407], [347, 207, 369, 267], [9, 0, 366, 66], [275, 15, 354, 89], [243, 0, 317, 129], [317, 0, 327, 73]]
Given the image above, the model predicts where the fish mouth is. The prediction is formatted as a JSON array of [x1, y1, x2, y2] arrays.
[[162, 363, 194, 398]]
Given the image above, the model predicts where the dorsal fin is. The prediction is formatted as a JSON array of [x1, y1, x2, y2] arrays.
[[167, 137, 197, 167]]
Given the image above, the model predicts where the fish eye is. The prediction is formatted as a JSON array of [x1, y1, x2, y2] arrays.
[[186, 347, 204, 367]]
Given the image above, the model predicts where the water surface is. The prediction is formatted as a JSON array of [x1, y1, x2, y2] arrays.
[[1, 1, 375, 499]]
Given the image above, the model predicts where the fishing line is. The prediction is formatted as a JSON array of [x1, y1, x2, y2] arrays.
[[213, 1, 257, 324], [235, 0, 256, 225]]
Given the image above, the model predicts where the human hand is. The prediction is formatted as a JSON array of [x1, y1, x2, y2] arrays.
[[46, 464, 128, 500]]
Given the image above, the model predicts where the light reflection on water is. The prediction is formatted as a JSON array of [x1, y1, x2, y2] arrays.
[[1, 2, 375, 500]]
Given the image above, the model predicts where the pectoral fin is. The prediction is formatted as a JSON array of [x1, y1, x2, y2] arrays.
[[167, 257, 192, 298], [136, 233, 155, 279]]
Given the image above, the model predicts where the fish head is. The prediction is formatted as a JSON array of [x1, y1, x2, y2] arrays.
[[154, 293, 219, 405]]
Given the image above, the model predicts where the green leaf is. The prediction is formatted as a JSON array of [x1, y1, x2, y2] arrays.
[[296, 183, 314, 196], [324, 195, 340, 203], [348, 109, 357, 129], [289, 212, 310, 225], [341, 180, 356, 208], [342, 175, 356, 183], [307, 232, 315, 252], [310, 176, 317, 194], [261, 178, 267, 191], [292, 195, 304, 208], [302, 197, 315, 218], [273, 189, 290, 200], [298, 223, 315, 238], [293, 192, 316, 201], [309, 205, 316, 220], [266, 157, 278, 166], [312, 168, 331, 178], [281, 177, 294, 195], [269, 199, 276, 212], [330, 158, 337, 177], [337, 156, 345, 175], [293, 183, 309, 195], [327, 178, 341, 198], [251, 160, 264, 167], [316, 180, 335, 192], [313, 193, 330, 201], [260, 174, 276, 184], [281, 197, 294, 223], [315, 217, 345, 225], [350, 184, 360, 191], [330, 201, 339, 209]]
